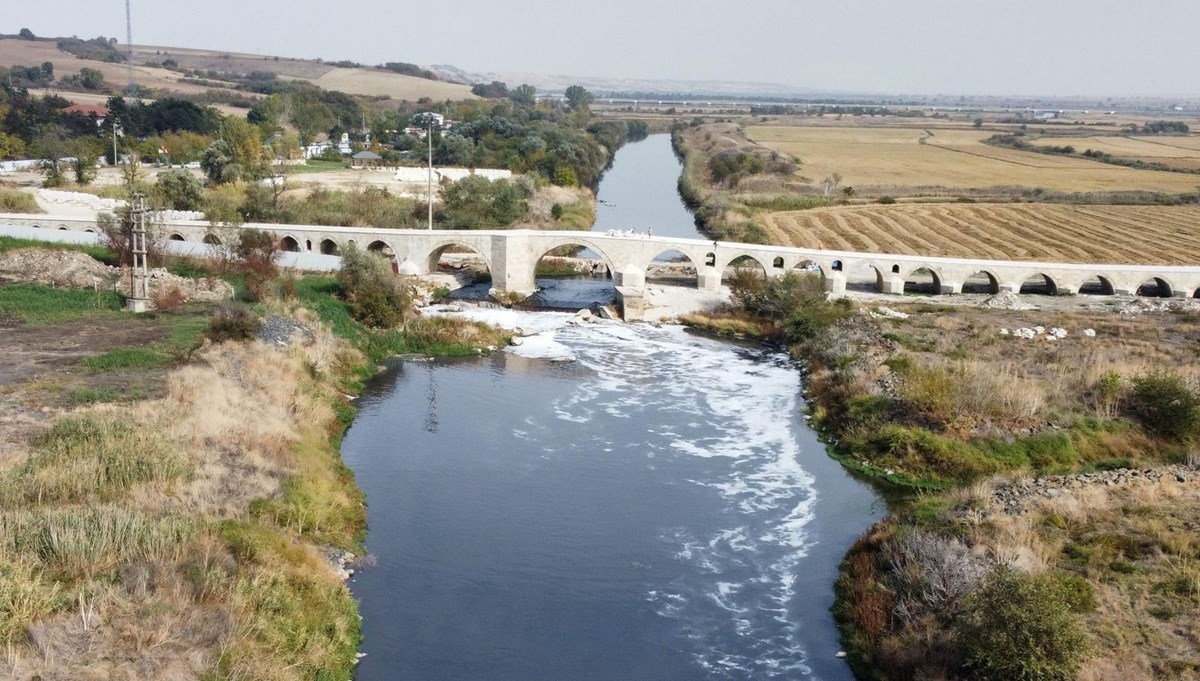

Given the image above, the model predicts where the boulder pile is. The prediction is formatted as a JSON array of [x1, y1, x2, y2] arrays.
[[990, 464, 1200, 515]]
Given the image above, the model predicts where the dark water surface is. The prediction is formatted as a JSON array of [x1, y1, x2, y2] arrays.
[[593, 133, 703, 240], [344, 314, 885, 680]]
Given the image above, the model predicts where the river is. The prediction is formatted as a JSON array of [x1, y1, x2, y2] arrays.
[[343, 135, 886, 681]]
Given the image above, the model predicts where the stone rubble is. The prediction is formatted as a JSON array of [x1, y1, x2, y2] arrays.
[[990, 464, 1200, 515], [978, 291, 1036, 310], [257, 316, 315, 347], [869, 306, 910, 320]]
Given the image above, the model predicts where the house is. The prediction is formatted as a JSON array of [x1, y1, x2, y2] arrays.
[[64, 103, 110, 126], [351, 150, 383, 168]]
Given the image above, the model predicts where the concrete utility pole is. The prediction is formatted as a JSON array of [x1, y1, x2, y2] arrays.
[[426, 118, 433, 230], [125, 0, 137, 96], [127, 193, 150, 312]]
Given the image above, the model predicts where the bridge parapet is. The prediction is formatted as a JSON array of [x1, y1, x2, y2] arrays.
[[3, 214, 1199, 304]]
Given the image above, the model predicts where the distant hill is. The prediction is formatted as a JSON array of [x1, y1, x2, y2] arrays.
[[430, 64, 825, 99], [0, 37, 477, 105]]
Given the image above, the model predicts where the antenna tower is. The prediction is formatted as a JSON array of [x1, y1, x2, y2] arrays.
[[125, 0, 137, 95]]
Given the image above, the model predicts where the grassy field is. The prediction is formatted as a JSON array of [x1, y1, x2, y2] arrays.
[[761, 202, 1200, 264], [746, 125, 1200, 193], [311, 67, 476, 100], [0, 39, 227, 97]]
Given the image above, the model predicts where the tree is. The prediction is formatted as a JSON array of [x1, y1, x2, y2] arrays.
[[440, 175, 529, 228], [973, 118, 984, 129], [564, 85, 594, 112], [201, 139, 240, 184], [18, 28, 36, 40], [154, 169, 205, 210], [511, 83, 537, 107], [0, 133, 26, 160], [954, 568, 1092, 681], [337, 243, 413, 328], [71, 153, 97, 186], [40, 62, 53, 80], [821, 172, 843, 197], [79, 67, 104, 90]]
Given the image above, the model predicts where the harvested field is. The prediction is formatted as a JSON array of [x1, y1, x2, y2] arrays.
[[310, 67, 475, 101], [762, 203, 1200, 264], [746, 125, 1200, 193], [0, 39, 230, 97], [1032, 135, 1200, 171]]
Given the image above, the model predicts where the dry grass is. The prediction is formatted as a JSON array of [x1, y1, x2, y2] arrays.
[[746, 124, 1200, 193], [0, 39, 232, 97], [762, 202, 1200, 264], [311, 67, 476, 101], [959, 480, 1200, 681], [0, 312, 367, 679]]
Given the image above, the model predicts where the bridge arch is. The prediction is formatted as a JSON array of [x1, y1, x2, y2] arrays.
[[902, 266, 943, 295], [202, 233, 222, 246], [531, 237, 617, 280], [365, 239, 393, 256], [645, 248, 702, 288], [962, 270, 1001, 295], [57, 226, 68, 231], [1018, 272, 1059, 296], [1136, 277, 1174, 298], [168, 233, 186, 242], [426, 239, 493, 275], [1077, 274, 1116, 296], [319, 238, 340, 255], [280, 235, 301, 253]]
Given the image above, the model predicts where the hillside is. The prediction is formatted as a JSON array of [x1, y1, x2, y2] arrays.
[[0, 37, 476, 103]]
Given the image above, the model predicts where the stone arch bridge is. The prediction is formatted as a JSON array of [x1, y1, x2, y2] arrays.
[[5, 214, 1200, 313]]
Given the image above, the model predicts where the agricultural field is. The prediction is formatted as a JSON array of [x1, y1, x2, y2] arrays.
[[307, 67, 475, 100], [1031, 135, 1200, 171], [761, 202, 1200, 265], [0, 39, 476, 103], [746, 124, 1200, 193], [0, 39, 223, 97]]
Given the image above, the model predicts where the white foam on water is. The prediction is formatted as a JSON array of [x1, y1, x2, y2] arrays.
[[428, 306, 823, 678]]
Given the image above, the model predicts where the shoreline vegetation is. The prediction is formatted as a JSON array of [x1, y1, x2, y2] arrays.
[[682, 271, 1200, 681], [0, 236, 507, 679]]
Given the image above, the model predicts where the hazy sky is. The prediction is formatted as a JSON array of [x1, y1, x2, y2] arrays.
[[9, 1, 1200, 96]]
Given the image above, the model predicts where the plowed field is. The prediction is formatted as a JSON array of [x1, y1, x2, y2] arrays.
[[761, 203, 1200, 264]]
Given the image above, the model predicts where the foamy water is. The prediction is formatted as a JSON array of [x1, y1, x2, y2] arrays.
[[430, 306, 822, 677]]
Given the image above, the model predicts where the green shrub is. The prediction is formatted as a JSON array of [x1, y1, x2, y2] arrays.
[[1126, 371, 1200, 440], [337, 244, 413, 328], [954, 567, 1092, 681], [877, 196, 897, 204], [82, 348, 167, 370], [206, 302, 261, 343], [154, 169, 206, 211]]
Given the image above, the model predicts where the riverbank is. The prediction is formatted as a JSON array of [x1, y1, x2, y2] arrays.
[[681, 273, 1200, 681], [0, 240, 507, 679]]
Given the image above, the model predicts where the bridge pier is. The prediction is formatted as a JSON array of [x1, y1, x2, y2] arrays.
[[825, 273, 848, 296], [879, 275, 906, 295], [698, 269, 722, 291]]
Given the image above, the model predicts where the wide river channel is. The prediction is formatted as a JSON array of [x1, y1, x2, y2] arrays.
[[343, 135, 886, 680]]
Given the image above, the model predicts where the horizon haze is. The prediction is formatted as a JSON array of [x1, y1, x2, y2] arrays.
[[8, 1, 1200, 98]]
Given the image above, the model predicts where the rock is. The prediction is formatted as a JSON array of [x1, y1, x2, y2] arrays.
[[1083, 329, 1096, 337], [836, 651, 847, 659], [978, 291, 1035, 310], [999, 328, 1010, 335], [870, 306, 909, 320], [509, 336, 524, 346]]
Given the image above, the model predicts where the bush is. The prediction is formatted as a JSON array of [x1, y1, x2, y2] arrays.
[[878, 196, 897, 204], [206, 302, 261, 343], [337, 244, 412, 328], [954, 567, 1092, 681], [1126, 371, 1200, 440], [234, 231, 279, 301], [150, 285, 187, 312], [154, 169, 206, 211]]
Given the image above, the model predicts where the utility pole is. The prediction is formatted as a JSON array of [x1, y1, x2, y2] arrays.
[[127, 193, 150, 313], [427, 118, 433, 230], [125, 0, 137, 96]]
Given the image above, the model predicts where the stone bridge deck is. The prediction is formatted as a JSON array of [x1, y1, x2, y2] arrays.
[[5, 214, 1200, 311]]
